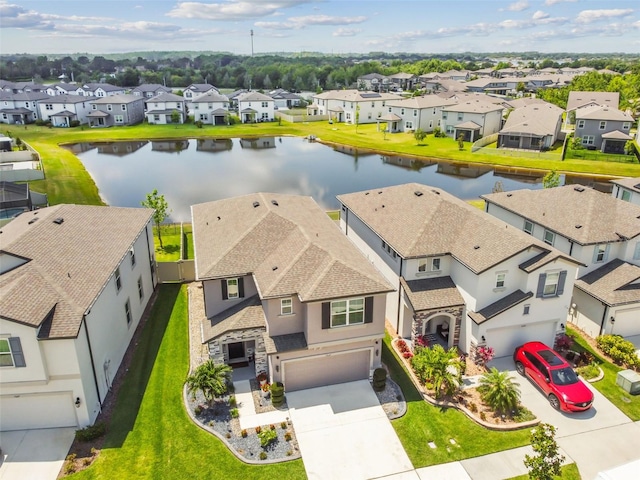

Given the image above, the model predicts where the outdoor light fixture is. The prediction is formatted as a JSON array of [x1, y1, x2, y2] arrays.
[[275, 365, 279, 373], [75, 397, 81, 408], [610, 316, 615, 324], [560, 323, 565, 329], [376, 349, 379, 357], [481, 336, 486, 342]]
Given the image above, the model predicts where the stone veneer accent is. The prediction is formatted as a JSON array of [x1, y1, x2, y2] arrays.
[[411, 306, 463, 348], [208, 327, 267, 377]]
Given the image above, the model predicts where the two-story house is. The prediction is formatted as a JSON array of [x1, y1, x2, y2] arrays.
[[357, 73, 390, 92], [237, 91, 275, 123], [498, 103, 564, 151], [441, 100, 504, 142], [79, 83, 126, 97], [144, 92, 187, 124], [338, 183, 580, 359], [611, 177, 640, 206], [0, 91, 51, 124], [0, 205, 157, 431], [131, 84, 172, 99], [36, 94, 93, 126], [87, 94, 145, 127], [183, 83, 218, 106], [191, 193, 393, 392], [382, 95, 457, 133], [574, 106, 634, 153], [310, 90, 403, 124], [564, 91, 619, 128], [190, 91, 230, 125], [482, 186, 640, 340]]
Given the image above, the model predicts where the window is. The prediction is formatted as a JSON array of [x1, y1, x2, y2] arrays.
[[599, 121, 606, 130], [401, 108, 405, 115], [405, 121, 413, 129], [137, 276, 144, 300], [523, 220, 534, 235], [523, 304, 530, 315], [130, 248, 136, 267], [544, 272, 559, 296], [442, 112, 448, 120], [45, 104, 53, 110], [107, 104, 112, 111], [418, 260, 427, 272], [114, 115, 124, 123], [594, 244, 608, 263], [199, 114, 207, 121], [622, 190, 631, 202], [543, 230, 555, 246], [0, 338, 25, 367], [432, 258, 441, 271], [261, 112, 268, 120], [125, 299, 132, 325], [413, 109, 417, 117], [226, 278, 239, 299], [371, 102, 375, 107], [582, 135, 595, 146], [509, 135, 519, 141], [576, 119, 584, 129], [154, 114, 160, 121], [633, 241, 640, 260], [496, 273, 506, 288], [381, 240, 397, 259], [281, 298, 293, 315], [622, 122, 630, 130], [457, 113, 463, 121], [121, 104, 127, 111], [536, 271, 567, 298], [91, 104, 97, 110], [115, 267, 122, 292], [330, 298, 364, 327]]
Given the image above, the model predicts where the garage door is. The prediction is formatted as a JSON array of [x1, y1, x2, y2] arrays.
[[611, 308, 640, 337], [0, 392, 78, 431], [487, 321, 557, 358], [283, 350, 371, 392]]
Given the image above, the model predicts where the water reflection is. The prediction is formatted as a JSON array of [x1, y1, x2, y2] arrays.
[[96, 141, 148, 156], [67, 137, 612, 222]]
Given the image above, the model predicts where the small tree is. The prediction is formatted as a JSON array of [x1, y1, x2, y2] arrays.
[[414, 128, 427, 145], [411, 344, 464, 399], [355, 105, 360, 133], [457, 133, 465, 150], [542, 170, 561, 188], [185, 360, 232, 407], [478, 367, 520, 415], [381, 124, 388, 140], [571, 135, 583, 150], [170, 110, 181, 124], [524, 423, 564, 480], [141, 189, 170, 248]]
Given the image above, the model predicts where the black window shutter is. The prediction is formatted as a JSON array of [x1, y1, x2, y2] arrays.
[[9, 337, 26, 368], [321, 302, 330, 329], [221, 279, 228, 300], [557, 271, 567, 296], [238, 277, 245, 298], [536, 273, 546, 298], [364, 297, 374, 324]]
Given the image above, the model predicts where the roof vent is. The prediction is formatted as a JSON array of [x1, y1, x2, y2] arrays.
[[272, 266, 278, 271], [378, 191, 382, 194], [217, 216, 221, 220], [414, 191, 423, 197], [28, 217, 39, 225], [53, 217, 64, 225], [574, 186, 585, 192], [271, 200, 279, 206], [474, 245, 480, 250], [432, 189, 440, 195], [253, 201, 260, 208], [575, 224, 582, 229], [506, 193, 512, 197], [365, 192, 370, 195]]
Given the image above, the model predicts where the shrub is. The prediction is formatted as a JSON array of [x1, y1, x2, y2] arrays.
[[195, 120, 203, 129], [280, 421, 287, 429], [83, 457, 92, 466], [469, 402, 478, 413], [255, 425, 262, 434], [241, 429, 247, 438], [284, 432, 292, 441], [194, 405, 203, 415], [64, 462, 76, 475], [597, 335, 639, 370], [259, 452, 267, 460], [479, 411, 487, 421], [477, 367, 521, 415], [230, 408, 239, 418], [555, 334, 574, 351], [476, 345, 495, 365], [576, 363, 601, 380], [287, 450, 293, 456], [90, 447, 98, 456], [66, 453, 77, 462], [256, 371, 268, 383], [258, 428, 278, 447], [403, 351, 414, 359], [69, 120, 80, 128], [396, 339, 409, 353], [270, 423, 276, 430], [228, 395, 236, 407], [225, 432, 231, 439], [75, 422, 106, 442], [270, 381, 285, 407], [372, 367, 387, 392]]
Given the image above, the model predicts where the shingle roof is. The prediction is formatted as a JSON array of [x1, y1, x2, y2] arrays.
[[191, 193, 394, 303], [237, 91, 273, 102], [601, 130, 633, 140], [468, 290, 533, 324], [611, 177, 640, 193], [313, 89, 402, 102], [43, 94, 88, 104], [482, 185, 640, 245], [201, 295, 266, 343], [0, 205, 153, 338], [401, 277, 464, 312], [90, 94, 143, 105], [567, 91, 619, 111], [499, 103, 563, 137], [386, 95, 457, 109], [575, 105, 633, 122], [148, 92, 185, 102], [191, 91, 229, 103], [338, 183, 576, 274], [443, 100, 504, 114], [575, 259, 640, 307], [263, 332, 308, 354]]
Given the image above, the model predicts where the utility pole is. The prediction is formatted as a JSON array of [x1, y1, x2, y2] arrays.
[[250, 29, 254, 57]]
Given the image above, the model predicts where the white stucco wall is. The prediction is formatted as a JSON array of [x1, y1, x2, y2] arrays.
[[203, 274, 259, 318]]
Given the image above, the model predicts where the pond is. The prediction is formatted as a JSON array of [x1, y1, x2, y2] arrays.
[[67, 137, 612, 222]]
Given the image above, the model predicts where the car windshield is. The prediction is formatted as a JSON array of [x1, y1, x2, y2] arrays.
[[551, 367, 579, 385]]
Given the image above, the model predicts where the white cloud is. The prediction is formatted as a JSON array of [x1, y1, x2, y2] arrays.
[[167, 1, 312, 21], [532, 10, 549, 20], [507, 1, 530, 12], [256, 14, 367, 30], [576, 9, 634, 23], [545, 0, 577, 5], [332, 28, 360, 37]]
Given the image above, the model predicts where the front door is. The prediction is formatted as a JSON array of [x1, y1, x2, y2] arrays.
[[227, 342, 245, 361]]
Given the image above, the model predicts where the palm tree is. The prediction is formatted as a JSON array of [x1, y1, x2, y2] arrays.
[[411, 344, 464, 399], [185, 360, 232, 407], [478, 367, 521, 415]]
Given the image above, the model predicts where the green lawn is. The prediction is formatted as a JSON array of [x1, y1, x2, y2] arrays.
[[566, 327, 640, 421], [383, 334, 531, 467], [506, 463, 582, 480], [153, 224, 195, 262], [71, 285, 306, 479], [565, 145, 638, 164]]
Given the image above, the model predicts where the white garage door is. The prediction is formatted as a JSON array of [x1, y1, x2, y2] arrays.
[[611, 308, 640, 337], [0, 392, 78, 431], [283, 350, 371, 392], [487, 321, 557, 358]]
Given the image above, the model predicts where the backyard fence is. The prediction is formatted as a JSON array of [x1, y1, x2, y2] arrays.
[[471, 133, 498, 152], [155, 222, 196, 283], [275, 111, 329, 123]]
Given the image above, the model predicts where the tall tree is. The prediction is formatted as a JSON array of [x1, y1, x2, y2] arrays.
[[141, 189, 170, 248]]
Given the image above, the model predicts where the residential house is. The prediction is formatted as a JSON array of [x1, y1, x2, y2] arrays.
[[357, 73, 390, 92], [310, 90, 403, 124], [575, 106, 634, 153], [0, 181, 47, 227], [0, 91, 51, 124], [434, 70, 472, 82], [498, 103, 564, 150], [565, 91, 619, 127], [611, 177, 640, 205], [382, 95, 457, 133], [268, 89, 303, 109], [87, 94, 145, 127], [183, 83, 218, 104], [0, 205, 157, 431], [144, 92, 186, 124], [36, 94, 93, 127], [421, 78, 467, 94], [441, 99, 504, 141], [131, 84, 172, 98], [463, 77, 520, 95], [482, 186, 640, 339], [338, 183, 580, 359], [237, 91, 275, 123], [0, 81, 48, 94], [190, 91, 230, 125], [226, 89, 249, 110], [191, 193, 393, 391], [47, 83, 83, 96], [387, 72, 416, 91], [79, 83, 126, 97]]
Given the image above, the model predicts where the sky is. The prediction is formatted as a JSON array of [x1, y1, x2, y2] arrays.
[[1, 0, 639, 56]]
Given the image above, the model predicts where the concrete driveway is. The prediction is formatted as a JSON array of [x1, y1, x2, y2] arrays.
[[0, 428, 75, 480], [286, 380, 414, 480], [488, 356, 631, 438]]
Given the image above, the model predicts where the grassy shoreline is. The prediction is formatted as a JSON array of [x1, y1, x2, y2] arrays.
[[4, 121, 639, 206]]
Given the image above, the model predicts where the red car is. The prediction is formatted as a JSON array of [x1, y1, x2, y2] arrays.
[[513, 341, 593, 412]]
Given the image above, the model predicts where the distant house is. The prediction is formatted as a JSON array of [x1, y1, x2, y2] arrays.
[[0, 92, 51, 124], [441, 99, 504, 141], [268, 89, 303, 109], [565, 91, 619, 127], [310, 90, 402, 124], [48, 83, 83, 96], [0, 205, 157, 431], [611, 177, 640, 206], [382, 95, 457, 133], [191, 193, 393, 391], [387, 72, 416, 91], [131, 84, 172, 99], [36, 94, 93, 126], [357, 73, 390, 92], [183, 84, 218, 104], [190, 91, 230, 125], [87, 94, 145, 127], [144, 92, 186, 124], [79, 83, 126, 97], [237, 91, 275, 123], [498, 103, 564, 150], [574, 106, 634, 153]]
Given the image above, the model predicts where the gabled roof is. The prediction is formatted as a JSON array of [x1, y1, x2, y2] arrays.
[[90, 94, 143, 105], [611, 177, 640, 194], [468, 290, 533, 325], [443, 99, 504, 114], [11, 92, 52, 101], [187, 83, 217, 92], [575, 259, 640, 307], [82, 83, 124, 92], [338, 183, 576, 274], [386, 95, 457, 109], [201, 295, 265, 343], [132, 84, 172, 93], [41, 94, 88, 104], [147, 92, 185, 102], [482, 185, 640, 245], [191, 91, 229, 103], [601, 130, 633, 141], [313, 89, 402, 102], [0, 205, 153, 338], [237, 91, 273, 102], [575, 105, 633, 122], [191, 193, 393, 303], [566, 91, 619, 112], [401, 276, 464, 312], [499, 103, 563, 137]]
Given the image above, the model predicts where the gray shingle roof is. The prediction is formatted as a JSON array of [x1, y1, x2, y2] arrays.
[[443, 100, 503, 114], [575, 259, 640, 307], [468, 290, 533, 325], [0, 205, 153, 338], [90, 94, 143, 105], [201, 295, 266, 343], [338, 183, 574, 274], [191, 193, 394, 303], [611, 177, 640, 193], [263, 332, 307, 354], [601, 130, 633, 140], [499, 103, 563, 137], [401, 277, 464, 312], [575, 105, 633, 122], [566, 91, 619, 112], [482, 185, 640, 245]]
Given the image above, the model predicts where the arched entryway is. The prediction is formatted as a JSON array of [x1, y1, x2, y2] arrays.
[[420, 313, 455, 349]]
